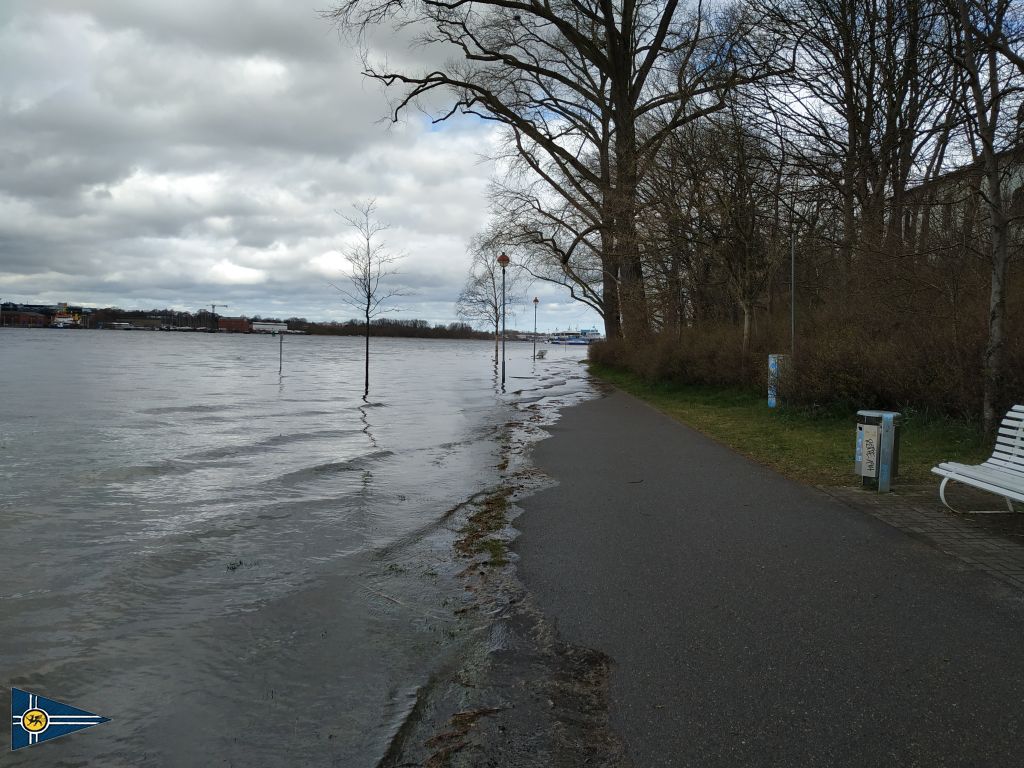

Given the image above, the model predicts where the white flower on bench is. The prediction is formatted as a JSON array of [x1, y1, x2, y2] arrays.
[[932, 405, 1024, 513]]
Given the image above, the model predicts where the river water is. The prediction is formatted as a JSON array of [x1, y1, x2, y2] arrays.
[[0, 329, 593, 766]]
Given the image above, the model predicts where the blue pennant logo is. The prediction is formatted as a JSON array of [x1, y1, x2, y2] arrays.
[[11, 688, 110, 750]]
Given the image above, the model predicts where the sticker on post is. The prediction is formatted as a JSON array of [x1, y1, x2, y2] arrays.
[[859, 424, 880, 478]]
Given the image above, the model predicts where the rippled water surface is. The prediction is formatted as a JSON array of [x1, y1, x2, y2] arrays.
[[0, 329, 592, 766]]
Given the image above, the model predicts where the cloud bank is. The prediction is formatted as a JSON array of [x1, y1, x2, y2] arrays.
[[1, 1, 604, 330]]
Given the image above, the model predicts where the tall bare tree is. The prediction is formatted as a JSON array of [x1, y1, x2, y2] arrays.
[[326, 0, 787, 340], [332, 200, 406, 399], [942, 0, 1024, 432]]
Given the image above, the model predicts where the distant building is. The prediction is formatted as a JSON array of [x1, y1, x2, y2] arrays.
[[218, 317, 252, 333], [3, 311, 47, 327], [123, 317, 162, 330], [903, 145, 1024, 258], [252, 321, 288, 333]]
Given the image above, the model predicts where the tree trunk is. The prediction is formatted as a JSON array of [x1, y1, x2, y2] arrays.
[[598, 220, 622, 339], [364, 304, 370, 400], [602, 267, 622, 339], [983, 180, 1009, 434], [613, 144, 650, 341], [741, 301, 752, 358], [608, 44, 649, 343]]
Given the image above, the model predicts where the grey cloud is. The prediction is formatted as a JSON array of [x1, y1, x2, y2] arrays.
[[0, 2, 599, 330]]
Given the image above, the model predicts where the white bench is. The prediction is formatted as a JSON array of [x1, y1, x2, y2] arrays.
[[932, 405, 1024, 513]]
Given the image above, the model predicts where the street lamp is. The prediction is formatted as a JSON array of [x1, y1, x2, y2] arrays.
[[532, 297, 539, 361], [497, 251, 510, 388]]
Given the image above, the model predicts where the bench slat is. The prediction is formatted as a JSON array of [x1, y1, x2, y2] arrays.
[[984, 465, 1024, 481], [939, 461, 1024, 482], [992, 440, 1024, 454], [991, 445, 1024, 461], [932, 467, 1024, 503], [985, 456, 1024, 473], [994, 437, 1024, 452]]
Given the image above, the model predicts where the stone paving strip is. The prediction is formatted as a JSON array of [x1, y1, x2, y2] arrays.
[[824, 485, 1024, 592]]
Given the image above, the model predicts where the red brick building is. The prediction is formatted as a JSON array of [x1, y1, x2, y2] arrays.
[[218, 317, 252, 333], [3, 311, 47, 327]]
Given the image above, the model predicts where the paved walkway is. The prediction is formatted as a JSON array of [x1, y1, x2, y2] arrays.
[[516, 391, 1024, 768], [825, 486, 1024, 592]]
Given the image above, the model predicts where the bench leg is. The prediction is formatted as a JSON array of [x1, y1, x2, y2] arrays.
[[939, 477, 1022, 514], [938, 476, 960, 513]]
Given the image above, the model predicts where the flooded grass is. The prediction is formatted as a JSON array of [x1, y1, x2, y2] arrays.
[[454, 488, 511, 565]]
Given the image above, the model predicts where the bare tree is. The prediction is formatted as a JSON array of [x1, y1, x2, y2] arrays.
[[486, 170, 609, 325], [942, 0, 1024, 432], [331, 199, 406, 399], [761, 0, 952, 271], [456, 236, 526, 354]]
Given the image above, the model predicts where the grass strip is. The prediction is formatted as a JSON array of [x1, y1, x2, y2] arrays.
[[588, 363, 991, 487]]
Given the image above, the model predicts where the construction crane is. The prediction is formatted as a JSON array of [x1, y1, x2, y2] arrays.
[[208, 303, 228, 332]]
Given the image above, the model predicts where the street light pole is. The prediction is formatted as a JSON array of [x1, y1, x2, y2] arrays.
[[532, 297, 539, 361], [497, 252, 510, 388], [789, 189, 798, 358]]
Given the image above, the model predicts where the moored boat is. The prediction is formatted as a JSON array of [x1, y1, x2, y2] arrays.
[[547, 328, 604, 345]]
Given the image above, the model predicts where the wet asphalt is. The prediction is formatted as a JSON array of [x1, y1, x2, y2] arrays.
[[516, 391, 1024, 767]]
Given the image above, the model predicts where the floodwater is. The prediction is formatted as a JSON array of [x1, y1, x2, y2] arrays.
[[0, 329, 593, 766]]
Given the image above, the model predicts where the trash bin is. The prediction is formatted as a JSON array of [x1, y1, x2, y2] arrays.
[[855, 410, 902, 492]]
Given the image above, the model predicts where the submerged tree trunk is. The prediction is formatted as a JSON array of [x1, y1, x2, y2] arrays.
[[364, 303, 370, 400]]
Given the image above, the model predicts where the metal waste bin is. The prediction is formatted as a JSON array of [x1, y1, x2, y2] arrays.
[[855, 410, 902, 492]]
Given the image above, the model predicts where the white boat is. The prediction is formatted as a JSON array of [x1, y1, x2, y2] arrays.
[[547, 328, 604, 345]]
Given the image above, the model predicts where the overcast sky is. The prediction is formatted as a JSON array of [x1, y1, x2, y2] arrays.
[[0, 0, 602, 332]]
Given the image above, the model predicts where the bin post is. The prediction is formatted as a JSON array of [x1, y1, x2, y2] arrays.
[[878, 413, 896, 493]]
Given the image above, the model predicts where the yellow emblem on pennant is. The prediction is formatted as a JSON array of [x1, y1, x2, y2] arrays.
[[21, 709, 48, 733]]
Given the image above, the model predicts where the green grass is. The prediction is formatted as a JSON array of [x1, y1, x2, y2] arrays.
[[589, 363, 991, 487]]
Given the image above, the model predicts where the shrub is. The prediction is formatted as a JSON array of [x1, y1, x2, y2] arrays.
[[589, 304, 1023, 423]]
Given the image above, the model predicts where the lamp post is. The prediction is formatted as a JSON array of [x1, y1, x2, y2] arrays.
[[497, 252, 510, 388], [532, 297, 539, 361]]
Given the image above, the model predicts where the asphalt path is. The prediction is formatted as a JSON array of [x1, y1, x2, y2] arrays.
[[516, 391, 1024, 767]]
